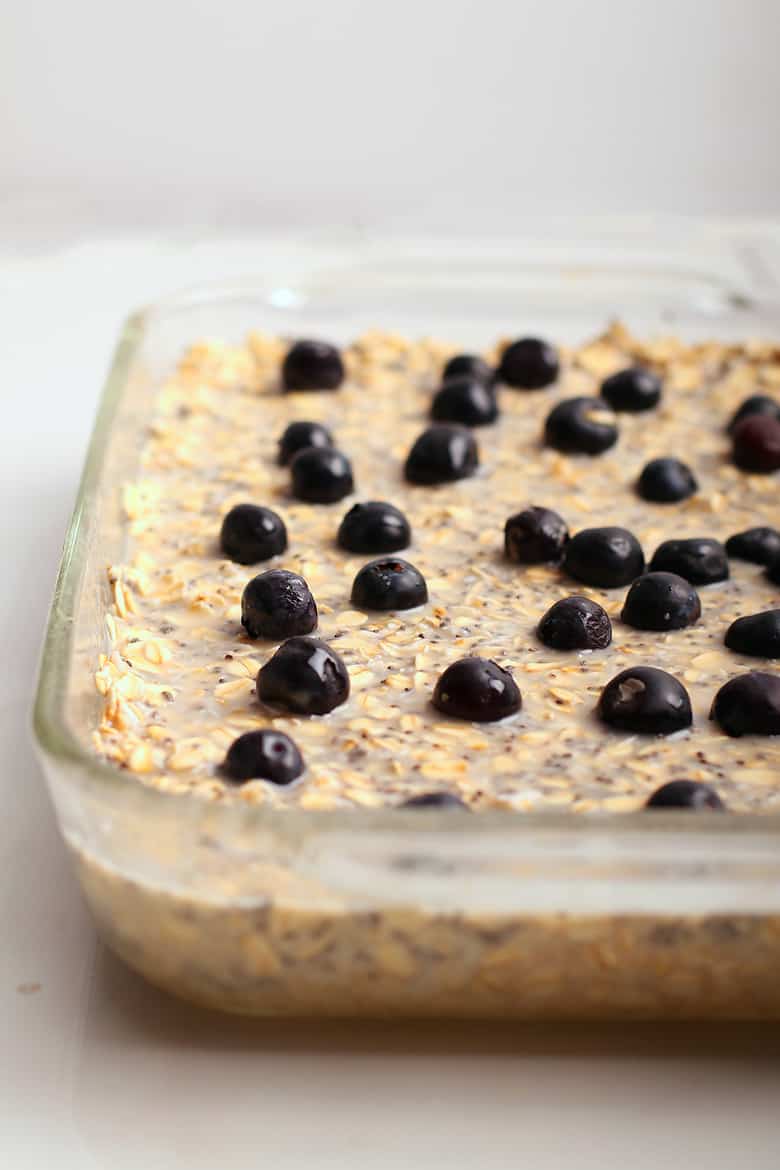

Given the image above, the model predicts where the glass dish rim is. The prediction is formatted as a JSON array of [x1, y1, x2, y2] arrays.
[[31, 271, 780, 841]]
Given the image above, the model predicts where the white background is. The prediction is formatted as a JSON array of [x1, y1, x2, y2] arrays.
[[3, 1, 780, 1166]]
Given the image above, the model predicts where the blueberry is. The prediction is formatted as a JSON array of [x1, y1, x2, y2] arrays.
[[768, 558, 780, 586], [241, 570, 317, 640], [443, 353, 495, 385], [432, 657, 521, 722], [649, 538, 729, 585], [563, 527, 645, 588], [431, 376, 498, 426], [498, 337, 559, 389], [710, 672, 780, 736], [282, 339, 345, 391], [504, 506, 569, 565], [256, 636, 350, 715], [544, 397, 618, 455], [401, 792, 469, 809], [727, 394, 780, 434], [637, 458, 698, 503], [600, 367, 662, 412], [731, 415, 780, 472], [645, 780, 724, 810], [725, 610, 780, 659], [222, 729, 304, 785], [220, 504, 287, 565], [598, 666, 693, 735], [537, 596, 612, 650], [351, 558, 428, 610], [278, 420, 334, 466], [337, 501, 411, 554], [290, 446, 354, 503], [404, 424, 479, 484], [621, 572, 701, 631], [725, 527, 780, 566]]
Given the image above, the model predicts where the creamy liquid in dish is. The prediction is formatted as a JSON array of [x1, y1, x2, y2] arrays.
[[93, 323, 780, 812]]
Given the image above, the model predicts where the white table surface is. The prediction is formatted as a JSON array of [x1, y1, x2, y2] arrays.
[[2, 231, 780, 1169]]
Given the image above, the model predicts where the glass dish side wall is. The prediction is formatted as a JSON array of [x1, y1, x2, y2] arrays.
[[33, 238, 780, 1017]]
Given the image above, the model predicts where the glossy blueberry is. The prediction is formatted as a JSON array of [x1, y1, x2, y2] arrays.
[[220, 504, 287, 565], [537, 596, 612, 651], [256, 636, 350, 715], [337, 501, 411, 554], [282, 339, 345, 391], [443, 353, 495, 385], [404, 424, 479, 485], [498, 337, 559, 389], [731, 415, 780, 473], [290, 446, 354, 503], [649, 538, 729, 585], [727, 394, 780, 434], [222, 729, 304, 785], [432, 657, 521, 722], [278, 420, 334, 466], [725, 526, 780, 566], [725, 610, 780, 659], [504, 506, 569, 565], [598, 666, 693, 735], [351, 558, 428, 610], [563, 527, 645, 588], [544, 397, 618, 455], [401, 792, 469, 810], [241, 570, 317, 640], [645, 780, 724, 810], [600, 367, 662, 412], [637, 458, 698, 503], [431, 376, 498, 426], [710, 672, 780, 736], [621, 572, 701, 631]]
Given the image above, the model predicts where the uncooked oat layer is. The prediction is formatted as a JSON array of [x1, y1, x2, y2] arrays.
[[93, 323, 780, 812]]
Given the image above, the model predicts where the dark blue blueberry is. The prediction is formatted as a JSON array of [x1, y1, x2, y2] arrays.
[[278, 420, 334, 466], [431, 376, 498, 426], [563, 527, 645, 588], [337, 501, 411, 554], [256, 636, 350, 715], [443, 353, 495, 386], [222, 729, 304, 785], [600, 367, 662, 412], [598, 666, 693, 735], [725, 527, 780, 566], [220, 504, 287, 565], [649, 538, 729, 585], [645, 780, 724, 810], [710, 672, 780, 736], [544, 397, 618, 455], [351, 558, 428, 611], [727, 394, 780, 434], [291, 446, 354, 503], [498, 337, 559, 389], [241, 570, 317, 640], [621, 572, 701, 631], [537, 596, 612, 650], [432, 657, 521, 722], [401, 792, 469, 809], [504, 506, 569, 565], [404, 424, 479, 484], [725, 611, 780, 659], [637, 458, 698, 503], [731, 415, 780, 472], [282, 339, 345, 391]]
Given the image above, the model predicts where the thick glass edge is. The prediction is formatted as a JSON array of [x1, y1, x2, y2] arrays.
[[30, 278, 780, 842]]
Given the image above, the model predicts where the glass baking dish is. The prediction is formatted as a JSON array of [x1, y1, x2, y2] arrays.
[[33, 231, 780, 1018]]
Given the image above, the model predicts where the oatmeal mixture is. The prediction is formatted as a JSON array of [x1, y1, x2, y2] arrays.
[[92, 323, 780, 812]]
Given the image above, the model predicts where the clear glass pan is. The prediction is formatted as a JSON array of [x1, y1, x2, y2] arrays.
[[33, 231, 780, 1018]]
